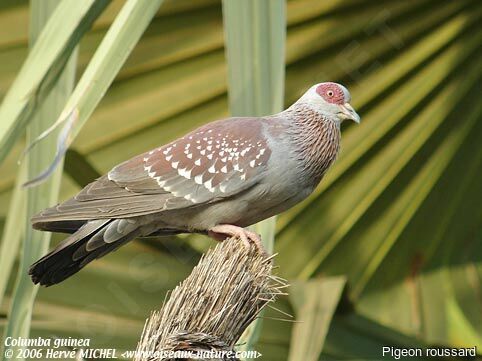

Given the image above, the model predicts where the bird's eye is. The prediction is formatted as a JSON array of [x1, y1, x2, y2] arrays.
[[327, 90, 334, 97]]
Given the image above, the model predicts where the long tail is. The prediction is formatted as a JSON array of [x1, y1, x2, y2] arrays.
[[29, 219, 140, 286]]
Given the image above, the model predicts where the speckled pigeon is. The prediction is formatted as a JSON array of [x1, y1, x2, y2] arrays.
[[29, 82, 360, 286]]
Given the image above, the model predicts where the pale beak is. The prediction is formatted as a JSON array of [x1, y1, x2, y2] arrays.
[[338, 103, 360, 123]]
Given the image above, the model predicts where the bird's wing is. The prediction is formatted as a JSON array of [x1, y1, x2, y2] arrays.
[[33, 118, 272, 223]]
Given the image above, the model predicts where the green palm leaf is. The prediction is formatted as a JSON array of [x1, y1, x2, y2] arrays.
[[1, 1, 78, 359], [0, 0, 109, 165], [222, 0, 286, 352]]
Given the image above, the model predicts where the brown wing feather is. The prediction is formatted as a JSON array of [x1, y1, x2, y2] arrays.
[[33, 118, 271, 224]]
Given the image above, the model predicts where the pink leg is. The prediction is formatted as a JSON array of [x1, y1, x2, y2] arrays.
[[208, 224, 267, 255]]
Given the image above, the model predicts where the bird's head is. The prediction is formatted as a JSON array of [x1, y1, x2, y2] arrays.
[[295, 82, 360, 124]]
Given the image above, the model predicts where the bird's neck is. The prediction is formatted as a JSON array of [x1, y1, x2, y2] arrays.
[[283, 104, 341, 185]]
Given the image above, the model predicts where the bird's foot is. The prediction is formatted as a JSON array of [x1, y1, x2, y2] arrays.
[[208, 224, 267, 256]]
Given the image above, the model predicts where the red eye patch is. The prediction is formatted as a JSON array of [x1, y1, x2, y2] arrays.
[[316, 83, 345, 104]]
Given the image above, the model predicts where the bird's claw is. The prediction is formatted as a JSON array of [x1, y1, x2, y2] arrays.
[[208, 224, 268, 257]]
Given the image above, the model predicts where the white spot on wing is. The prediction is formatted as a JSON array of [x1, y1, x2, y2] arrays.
[[178, 168, 192, 179], [204, 179, 214, 192], [194, 174, 203, 184], [184, 194, 193, 201]]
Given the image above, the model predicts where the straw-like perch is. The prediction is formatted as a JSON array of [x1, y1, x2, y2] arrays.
[[134, 237, 286, 361]]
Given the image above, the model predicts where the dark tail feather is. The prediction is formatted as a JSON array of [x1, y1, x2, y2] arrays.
[[29, 219, 139, 286]]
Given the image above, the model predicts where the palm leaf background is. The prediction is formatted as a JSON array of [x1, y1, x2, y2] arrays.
[[1, 0, 78, 348], [0, 0, 480, 360]]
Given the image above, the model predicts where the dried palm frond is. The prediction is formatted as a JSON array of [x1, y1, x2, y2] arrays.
[[134, 237, 287, 361]]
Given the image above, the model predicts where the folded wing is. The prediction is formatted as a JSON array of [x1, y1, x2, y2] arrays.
[[32, 118, 271, 224]]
